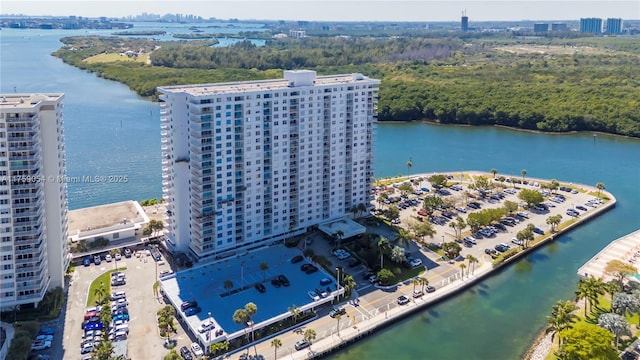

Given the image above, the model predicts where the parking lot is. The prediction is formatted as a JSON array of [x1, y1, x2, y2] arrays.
[[62, 246, 176, 360]]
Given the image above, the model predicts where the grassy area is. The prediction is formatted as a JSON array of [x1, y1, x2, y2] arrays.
[[391, 266, 426, 284], [85, 52, 148, 64], [86, 267, 126, 306], [373, 176, 414, 187]]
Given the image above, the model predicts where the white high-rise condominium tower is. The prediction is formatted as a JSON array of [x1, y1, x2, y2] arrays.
[[0, 94, 70, 310], [159, 70, 380, 259]]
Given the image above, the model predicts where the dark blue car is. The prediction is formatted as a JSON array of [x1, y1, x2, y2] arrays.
[[83, 257, 91, 267], [184, 306, 202, 316]]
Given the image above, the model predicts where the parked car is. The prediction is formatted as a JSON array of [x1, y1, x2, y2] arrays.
[[271, 278, 282, 287], [290, 255, 304, 264], [412, 290, 424, 298], [159, 269, 173, 278], [191, 342, 204, 357], [105, 254, 112, 262], [197, 321, 215, 334], [35, 334, 53, 342], [409, 258, 423, 267], [425, 285, 436, 293], [278, 275, 290, 287], [114, 253, 122, 261], [184, 306, 202, 316], [308, 290, 320, 301], [93, 255, 101, 265], [533, 227, 545, 235], [320, 278, 332, 286], [84, 322, 103, 331], [83, 257, 91, 267], [397, 295, 410, 305], [255, 283, 267, 293], [329, 307, 346, 318], [180, 346, 194, 360], [295, 339, 311, 351], [181, 301, 198, 311], [80, 343, 94, 354], [123, 248, 132, 258]]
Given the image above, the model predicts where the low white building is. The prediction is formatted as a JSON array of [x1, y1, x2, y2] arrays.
[[68, 200, 149, 245]]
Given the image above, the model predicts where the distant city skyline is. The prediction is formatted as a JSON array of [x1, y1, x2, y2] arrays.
[[2, 1, 639, 22]]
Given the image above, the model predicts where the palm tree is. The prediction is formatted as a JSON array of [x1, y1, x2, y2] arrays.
[[303, 328, 317, 350], [521, 169, 527, 183], [460, 264, 467, 279], [411, 278, 420, 293], [604, 280, 622, 303], [396, 228, 412, 249], [575, 277, 605, 316], [546, 300, 578, 344], [93, 282, 106, 305], [342, 275, 356, 297], [406, 157, 413, 175], [550, 179, 560, 194], [357, 203, 367, 218], [110, 249, 120, 271], [466, 254, 479, 275], [259, 262, 268, 283], [333, 230, 345, 248], [350, 205, 359, 219], [232, 308, 248, 341], [598, 312, 631, 350], [288, 304, 300, 323], [334, 313, 342, 336], [390, 246, 406, 264], [491, 168, 498, 179], [223, 280, 233, 290], [596, 182, 605, 198], [378, 192, 389, 209], [244, 302, 257, 346], [419, 277, 429, 293], [377, 236, 391, 269], [271, 338, 282, 359]]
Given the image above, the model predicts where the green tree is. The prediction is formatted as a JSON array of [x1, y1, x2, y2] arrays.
[[164, 349, 180, 360], [604, 259, 637, 286], [288, 304, 300, 322], [466, 254, 479, 275], [575, 277, 605, 316], [406, 158, 413, 175], [596, 182, 606, 198], [377, 192, 389, 209], [357, 202, 367, 217], [597, 312, 631, 350], [409, 221, 436, 244], [604, 280, 622, 303], [259, 262, 268, 283], [271, 338, 282, 359], [546, 214, 563, 232], [386, 205, 400, 221], [91, 339, 115, 360], [612, 292, 640, 320], [210, 341, 230, 357], [418, 277, 429, 293], [448, 216, 467, 240], [396, 228, 413, 249], [390, 245, 406, 264], [521, 169, 527, 183], [460, 263, 467, 279], [342, 274, 356, 297], [491, 168, 498, 179], [376, 268, 395, 285], [427, 174, 447, 189], [550, 179, 560, 194], [503, 200, 519, 214], [93, 282, 107, 305], [422, 196, 443, 213], [334, 313, 342, 336], [546, 300, 578, 344], [557, 322, 617, 360], [378, 236, 391, 269], [398, 182, 414, 196], [110, 248, 120, 271], [518, 188, 544, 208], [442, 242, 462, 259], [303, 328, 317, 350]]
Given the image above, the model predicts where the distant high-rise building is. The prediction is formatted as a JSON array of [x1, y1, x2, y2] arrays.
[[533, 23, 549, 32], [0, 93, 70, 311], [158, 70, 380, 259], [461, 10, 469, 31], [580, 18, 603, 33], [605, 18, 623, 34], [551, 23, 568, 31]]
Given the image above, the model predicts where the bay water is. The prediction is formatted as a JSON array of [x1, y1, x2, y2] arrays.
[[1, 26, 639, 359]]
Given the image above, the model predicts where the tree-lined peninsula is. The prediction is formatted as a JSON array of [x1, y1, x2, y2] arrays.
[[52, 33, 640, 137]]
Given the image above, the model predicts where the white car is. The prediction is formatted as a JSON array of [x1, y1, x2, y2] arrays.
[[35, 334, 53, 342], [159, 269, 173, 278], [197, 321, 215, 333], [31, 340, 52, 351], [516, 211, 529, 218], [308, 290, 320, 301], [511, 238, 523, 246], [114, 253, 122, 261], [191, 342, 204, 357], [409, 258, 423, 267], [105, 254, 113, 262]]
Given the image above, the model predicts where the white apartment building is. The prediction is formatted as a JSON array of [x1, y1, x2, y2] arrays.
[[158, 70, 379, 259], [0, 94, 70, 310]]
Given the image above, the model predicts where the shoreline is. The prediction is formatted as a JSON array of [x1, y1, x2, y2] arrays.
[[235, 171, 617, 360], [376, 119, 640, 140]]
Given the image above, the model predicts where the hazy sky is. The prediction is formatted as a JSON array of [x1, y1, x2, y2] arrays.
[[2, 1, 638, 22]]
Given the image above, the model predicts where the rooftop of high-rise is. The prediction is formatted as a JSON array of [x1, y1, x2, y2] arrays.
[[0, 93, 63, 110], [158, 70, 378, 96]]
